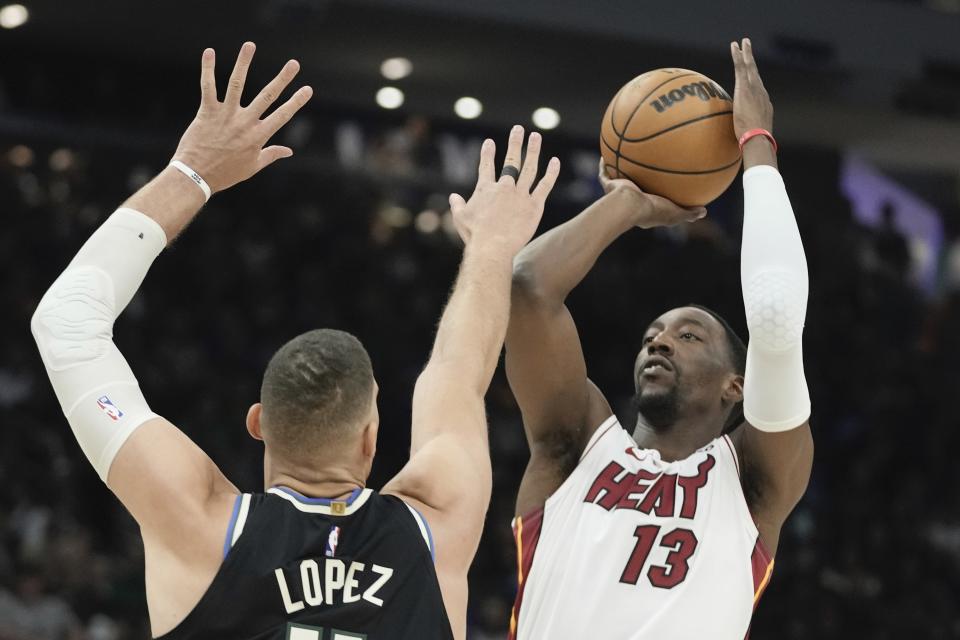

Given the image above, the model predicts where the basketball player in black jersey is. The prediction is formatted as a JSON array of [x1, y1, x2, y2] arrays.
[[30, 43, 560, 639]]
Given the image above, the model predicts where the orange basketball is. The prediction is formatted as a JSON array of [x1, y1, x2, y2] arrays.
[[600, 69, 741, 207]]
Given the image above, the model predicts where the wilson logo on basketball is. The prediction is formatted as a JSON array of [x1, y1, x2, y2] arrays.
[[599, 68, 740, 206], [648, 82, 732, 113]]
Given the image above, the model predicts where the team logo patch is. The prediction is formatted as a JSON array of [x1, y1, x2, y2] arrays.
[[96, 395, 124, 421], [325, 525, 341, 557]]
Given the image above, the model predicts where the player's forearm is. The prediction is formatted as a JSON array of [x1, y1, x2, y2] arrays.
[[31, 204, 168, 481], [427, 245, 513, 393], [740, 165, 810, 430], [31, 166, 233, 482], [512, 187, 640, 303], [123, 166, 208, 242]]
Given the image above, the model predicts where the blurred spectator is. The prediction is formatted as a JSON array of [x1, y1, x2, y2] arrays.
[[873, 201, 912, 279], [0, 567, 82, 640]]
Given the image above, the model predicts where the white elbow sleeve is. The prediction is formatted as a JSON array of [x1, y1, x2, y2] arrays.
[[741, 166, 811, 432], [31, 208, 167, 481]]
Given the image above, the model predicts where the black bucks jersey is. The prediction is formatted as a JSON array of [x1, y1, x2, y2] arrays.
[[158, 486, 454, 640]]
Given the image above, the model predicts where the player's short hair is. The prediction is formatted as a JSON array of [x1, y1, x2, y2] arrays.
[[685, 304, 747, 433], [260, 329, 374, 457], [686, 304, 746, 375]]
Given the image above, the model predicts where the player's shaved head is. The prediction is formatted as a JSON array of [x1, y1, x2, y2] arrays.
[[260, 329, 375, 459], [633, 305, 747, 434]]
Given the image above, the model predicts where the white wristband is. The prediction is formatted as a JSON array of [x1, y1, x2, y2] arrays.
[[169, 160, 212, 202]]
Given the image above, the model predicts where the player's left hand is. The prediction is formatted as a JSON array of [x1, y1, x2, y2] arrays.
[[598, 160, 706, 229], [449, 125, 560, 255], [730, 38, 773, 139], [171, 42, 314, 194]]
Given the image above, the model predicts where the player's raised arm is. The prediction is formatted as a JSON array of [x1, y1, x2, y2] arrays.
[[383, 126, 559, 637], [727, 38, 814, 556], [29, 42, 311, 619], [505, 156, 705, 514]]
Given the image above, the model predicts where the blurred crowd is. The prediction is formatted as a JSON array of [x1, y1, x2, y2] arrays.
[[2, 113, 960, 640]]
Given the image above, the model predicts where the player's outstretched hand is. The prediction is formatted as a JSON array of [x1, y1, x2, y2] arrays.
[[171, 42, 313, 194], [449, 125, 560, 256], [730, 37, 773, 139], [598, 159, 706, 229]]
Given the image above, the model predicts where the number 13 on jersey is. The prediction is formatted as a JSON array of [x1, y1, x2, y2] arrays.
[[620, 525, 698, 589]]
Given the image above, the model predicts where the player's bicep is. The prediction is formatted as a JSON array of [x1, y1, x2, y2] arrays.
[[505, 284, 609, 450], [734, 421, 813, 548], [383, 427, 491, 565], [108, 416, 238, 540], [382, 467, 480, 640]]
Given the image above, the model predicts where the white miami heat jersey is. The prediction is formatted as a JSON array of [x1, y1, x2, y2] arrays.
[[509, 416, 773, 640]]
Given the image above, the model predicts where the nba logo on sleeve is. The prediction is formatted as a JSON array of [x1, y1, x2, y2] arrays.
[[96, 396, 124, 421], [325, 526, 341, 557]]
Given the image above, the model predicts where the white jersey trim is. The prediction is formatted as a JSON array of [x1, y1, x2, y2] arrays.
[[536, 415, 623, 518], [403, 502, 436, 562], [720, 434, 761, 540], [579, 415, 620, 462], [722, 434, 741, 475], [267, 487, 373, 516], [231, 493, 252, 547]]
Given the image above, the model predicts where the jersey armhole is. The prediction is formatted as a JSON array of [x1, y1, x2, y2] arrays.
[[721, 434, 742, 475], [530, 415, 622, 517], [403, 502, 436, 563], [721, 435, 764, 541], [222, 493, 252, 559], [578, 414, 620, 463]]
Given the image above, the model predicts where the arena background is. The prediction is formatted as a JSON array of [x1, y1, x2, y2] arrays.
[[2, 0, 960, 638]]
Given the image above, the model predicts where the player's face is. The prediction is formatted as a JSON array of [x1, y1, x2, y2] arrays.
[[633, 307, 730, 404]]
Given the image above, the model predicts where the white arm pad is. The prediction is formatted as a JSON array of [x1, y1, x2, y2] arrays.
[[741, 165, 811, 432], [31, 208, 167, 481]]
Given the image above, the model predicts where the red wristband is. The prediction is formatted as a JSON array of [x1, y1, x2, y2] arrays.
[[738, 128, 778, 154]]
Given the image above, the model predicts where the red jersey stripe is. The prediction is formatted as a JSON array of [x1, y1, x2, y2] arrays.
[[509, 507, 545, 640], [751, 536, 774, 608]]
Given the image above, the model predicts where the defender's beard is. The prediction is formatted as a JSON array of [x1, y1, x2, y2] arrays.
[[631, 384, 680, 431]]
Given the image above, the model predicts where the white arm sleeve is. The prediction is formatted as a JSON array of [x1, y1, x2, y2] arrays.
[[741, 165, 811, 431], [30, 208, 168, 481]]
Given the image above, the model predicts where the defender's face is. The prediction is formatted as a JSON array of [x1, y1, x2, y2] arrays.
[[634, 307, 730, 399]]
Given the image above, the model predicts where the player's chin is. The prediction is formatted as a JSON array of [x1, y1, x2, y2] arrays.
[[636, 375, 676, 394], [631, 383, 671, 408]]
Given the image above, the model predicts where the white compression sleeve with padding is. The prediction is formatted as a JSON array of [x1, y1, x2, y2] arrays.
[[741, 165, 811, 431], [31, 208, 167, 481]]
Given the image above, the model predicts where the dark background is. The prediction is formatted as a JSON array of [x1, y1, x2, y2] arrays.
[[1, 0, 960, 638]]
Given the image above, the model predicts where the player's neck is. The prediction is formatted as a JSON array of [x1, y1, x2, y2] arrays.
[[265, 457, 366, 500], [268, 476, 365, 501], [631, 413, 723, 462]]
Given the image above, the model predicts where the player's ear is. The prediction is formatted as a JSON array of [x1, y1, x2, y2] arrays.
[[722, 374, 744, 405], [361, 420, 378, 459], [360, 381, 379, 459], [246, 403, 264, 441]]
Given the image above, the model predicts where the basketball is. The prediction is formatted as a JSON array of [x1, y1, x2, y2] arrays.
[[600, 69, 741, 207]]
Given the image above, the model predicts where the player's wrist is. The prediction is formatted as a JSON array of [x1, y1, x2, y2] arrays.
[[160, 165, 210, 208], [741, 137, 778, 171], [602, 186, 652, 229], [168, 160, 213, 202], [464, 234, 520, 263]]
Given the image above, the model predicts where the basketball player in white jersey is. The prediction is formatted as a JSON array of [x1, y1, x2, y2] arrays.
[[29, 42, 560, 639], [503, 39, 813, 639]]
